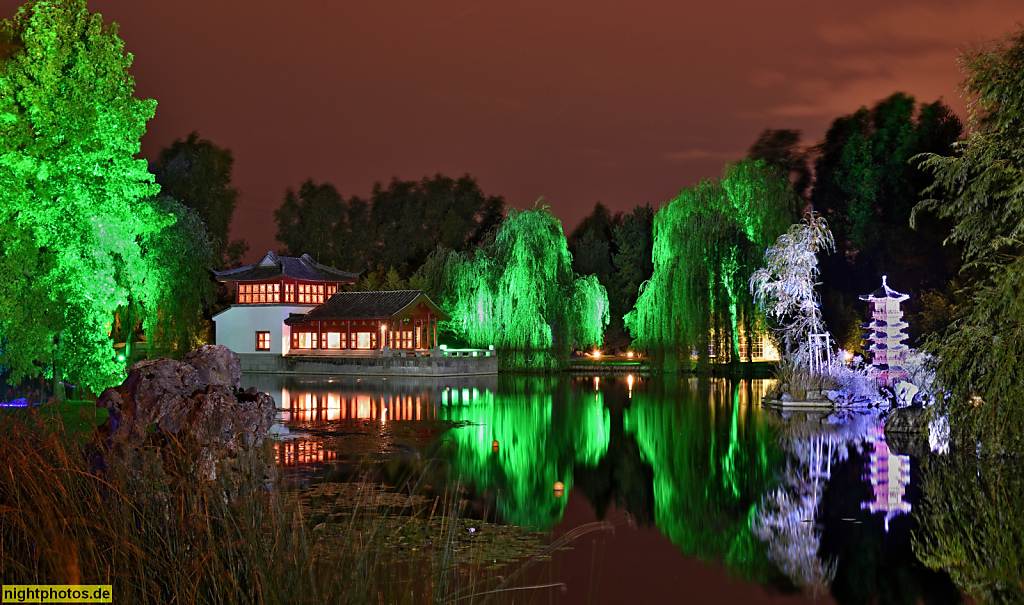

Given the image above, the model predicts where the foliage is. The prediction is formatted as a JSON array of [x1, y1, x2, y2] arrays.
[[418, 205, 609, 370], [811, 93, 963, 346], [912, 26, 1024, 453], [0, 0, 165, 393], [747, 128, 811, 199], [625, 159, 798, 372], [138, 197, 216, 357], [152, 131, 247, 268], [0, 406, 562, 604], [750, 212, 835, 356], [274, 179, 344, 264], [567, 203, 655, 351], [915, 453, 1024, 603], [274, 174, 505, 276]]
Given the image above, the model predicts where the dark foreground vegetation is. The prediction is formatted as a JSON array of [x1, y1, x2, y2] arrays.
[[0, 403, 588, 604]]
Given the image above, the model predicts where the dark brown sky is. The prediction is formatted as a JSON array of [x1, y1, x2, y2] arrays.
[[7, 0, 1023, 262]]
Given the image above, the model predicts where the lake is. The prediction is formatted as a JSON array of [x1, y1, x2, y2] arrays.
[[242, 372, 983, 604]]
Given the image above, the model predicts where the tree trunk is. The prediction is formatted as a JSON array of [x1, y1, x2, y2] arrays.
[[52, 332, 65, 402]]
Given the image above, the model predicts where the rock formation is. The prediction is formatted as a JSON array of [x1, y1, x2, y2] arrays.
[[96, 345, 275, 481]]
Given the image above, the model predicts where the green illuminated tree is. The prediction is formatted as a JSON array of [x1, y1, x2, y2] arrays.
[[913, 26, 1024, 452], [152, 132, 247, 269], [139, 197, 216, 357], [625, 160, 798, 372], [422, 205, 609, 370], [0, 0, 164, 394]]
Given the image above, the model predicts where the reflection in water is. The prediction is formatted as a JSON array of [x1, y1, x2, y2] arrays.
[[916, 454, 1024, 603], [275, 438, 340, 466], [441, 376, 610, 528], [623, 379, 784, 582], [285, 391, 433, 423], [861, 426, 911, 532], [244, 372, 974, 602]]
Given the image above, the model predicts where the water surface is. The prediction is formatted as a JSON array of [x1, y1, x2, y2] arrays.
[[243, 372, 976, 604]]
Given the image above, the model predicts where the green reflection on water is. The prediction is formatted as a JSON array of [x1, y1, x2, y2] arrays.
[[623, 379, 783, 579], [440, 376, 611, 528]]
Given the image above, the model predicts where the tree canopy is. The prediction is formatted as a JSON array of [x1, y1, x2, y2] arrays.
[[625, 159, 798, 372], [0, 0, 164, 393], [811, 93, 963, 349], [913, 26, 1024, 453], [152, 132, 247, 269], [417, 205, 609, 370], [274, 174, 505, 276], [567, 203, 655, 351]]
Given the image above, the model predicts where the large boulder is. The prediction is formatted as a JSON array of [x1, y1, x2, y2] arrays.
[[182, 344, 242, 389], [96, 345, 275, 481]]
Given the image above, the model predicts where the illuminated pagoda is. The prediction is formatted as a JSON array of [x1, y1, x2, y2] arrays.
[[859, 275, 909, 387], [212, 251, 360, 358]]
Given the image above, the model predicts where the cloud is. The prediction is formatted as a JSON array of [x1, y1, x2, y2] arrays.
[[750, 0, 1022, 121]]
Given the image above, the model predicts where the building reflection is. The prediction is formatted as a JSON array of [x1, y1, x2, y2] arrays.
[[274, 439, 340, 466], [281, 389, 435, 423], [861, 426, 912, 532]]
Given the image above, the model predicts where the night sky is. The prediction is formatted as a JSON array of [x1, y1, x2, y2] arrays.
[[6, 0, 1023, 263]]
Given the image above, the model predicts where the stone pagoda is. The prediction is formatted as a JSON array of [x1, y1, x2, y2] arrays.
[[859, 275, 909, 387]]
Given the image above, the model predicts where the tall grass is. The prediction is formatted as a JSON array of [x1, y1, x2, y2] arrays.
[[0, 405, 574, 604]]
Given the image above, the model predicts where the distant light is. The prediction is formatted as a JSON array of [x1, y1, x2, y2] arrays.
[[117, 355, 125, 362], [626, 351, 634, 359], [553, 481, 565, 497], [380, 323, 387, 332], [593, 349, 601, 359]]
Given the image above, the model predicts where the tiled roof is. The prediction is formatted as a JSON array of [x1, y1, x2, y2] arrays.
[[213, 251, 359, 283], [285, 290, 451, 323], [859, 275, 909, 302]]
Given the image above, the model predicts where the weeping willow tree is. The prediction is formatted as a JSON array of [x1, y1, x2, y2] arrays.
[[625, 160, 798, 372], [419, 205, 609, 370], [440, 376, 611, 528]]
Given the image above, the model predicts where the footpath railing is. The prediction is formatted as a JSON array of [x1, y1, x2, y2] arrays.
[[379, 345, 497, 358]]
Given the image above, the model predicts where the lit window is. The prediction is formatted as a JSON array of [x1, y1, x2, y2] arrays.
[[284, 283, 294, 302], [292, 331, 318, 349], [256, 331, 271, 351], [325, 332, 342, 349], [356, 332, 371, 349]]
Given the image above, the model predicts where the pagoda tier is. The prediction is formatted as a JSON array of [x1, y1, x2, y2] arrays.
[[859, 276, 909, 387]]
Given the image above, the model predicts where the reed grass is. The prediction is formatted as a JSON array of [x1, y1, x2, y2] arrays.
[[0, 403, 579, 604]]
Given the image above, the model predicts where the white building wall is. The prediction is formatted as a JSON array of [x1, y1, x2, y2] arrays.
[[213, 305, 315, 355]]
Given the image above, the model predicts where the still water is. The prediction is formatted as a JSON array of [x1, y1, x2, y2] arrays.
[[242, 373, 984, 604]]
